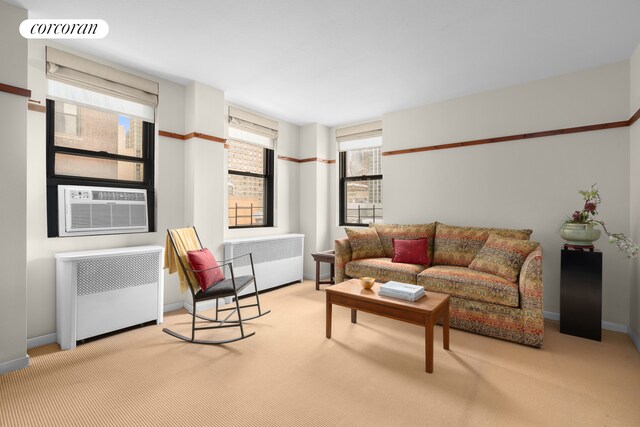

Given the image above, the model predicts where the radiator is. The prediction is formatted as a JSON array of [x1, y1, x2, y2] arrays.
[[224, 234, 304, 296], [55, 245, 164, 350]]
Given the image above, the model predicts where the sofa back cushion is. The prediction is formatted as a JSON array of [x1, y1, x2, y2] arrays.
[[469, 234, 540, 282], [369, 223, 437, 261], [433, 223, 533, 267], [345, 227, 385, 260]]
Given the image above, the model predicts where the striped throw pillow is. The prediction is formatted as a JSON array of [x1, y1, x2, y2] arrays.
[[469, 234, 540, 282], [345, 228, 385, 260]]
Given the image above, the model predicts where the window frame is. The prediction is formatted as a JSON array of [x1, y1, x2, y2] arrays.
[[45, 99, 156, 237], [339, 149, 383, 227], [227, 137, 274, 229]]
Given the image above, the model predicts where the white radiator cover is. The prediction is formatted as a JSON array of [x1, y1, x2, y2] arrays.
[[224, 234, 304, 296], [55, 245, 164, 350]]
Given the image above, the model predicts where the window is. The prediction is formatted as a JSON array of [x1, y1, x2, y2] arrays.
[[46, 99, 155, 236], [227, 127, 274, 228], [44, 47, 158, 237], [338, 121, 383, 226]]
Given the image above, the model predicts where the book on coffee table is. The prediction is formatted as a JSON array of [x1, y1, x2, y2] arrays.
[[379, 281, 425, 301]]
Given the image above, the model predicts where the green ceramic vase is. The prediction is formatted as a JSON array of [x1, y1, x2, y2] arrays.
[[560, 222, 601, 246]]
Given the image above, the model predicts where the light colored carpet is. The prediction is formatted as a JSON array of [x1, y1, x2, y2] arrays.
[[2, 281, 640, 426]]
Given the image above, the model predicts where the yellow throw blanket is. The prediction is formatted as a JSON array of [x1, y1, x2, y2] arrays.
[[164, 228, 202, 293]]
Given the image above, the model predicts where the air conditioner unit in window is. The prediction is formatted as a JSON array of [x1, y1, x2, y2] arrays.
[[58, 185, 148, 236]]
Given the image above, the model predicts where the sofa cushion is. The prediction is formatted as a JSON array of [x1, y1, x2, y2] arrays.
[[417, 265, 519, 308], [392, 238, 430, 265], [345, 227, 385, 260], [370, 223, 437, 260], [433, 223, 533, 267], [345, 258, 424, 284], [469, 234, 540, 282]]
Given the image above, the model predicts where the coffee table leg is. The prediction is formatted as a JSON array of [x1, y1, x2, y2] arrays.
[[351, 309, 357, 324], [326, 298, 332, 339], [316, 261, 320, 291], [443, 301, 450, 350], [426, 319, 434, 373]]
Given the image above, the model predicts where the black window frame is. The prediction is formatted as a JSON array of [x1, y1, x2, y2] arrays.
[[339, 150, 383, 227], [46, 99, 156, 237], [227, 139, 274, 229]]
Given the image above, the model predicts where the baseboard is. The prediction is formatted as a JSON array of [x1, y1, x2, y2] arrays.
[[27, 333, 57, 349], [0, 355, 30, 375], [629, 328, 640, 352], [544, 311, 628, 333], [163, 301, 184, 313]]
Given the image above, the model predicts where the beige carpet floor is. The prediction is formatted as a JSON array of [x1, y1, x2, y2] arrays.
[[2, 281, 640, 427]]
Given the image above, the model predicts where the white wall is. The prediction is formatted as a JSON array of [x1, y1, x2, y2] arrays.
[[0, 0, 28, 373], [381, 62, 631, 325], [629, 43, 640, 339], [26, 41, 187, 340]]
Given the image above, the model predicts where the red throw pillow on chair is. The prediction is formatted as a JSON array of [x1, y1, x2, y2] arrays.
[[391, 238, 430, 265], [186, 248, 224, 291]]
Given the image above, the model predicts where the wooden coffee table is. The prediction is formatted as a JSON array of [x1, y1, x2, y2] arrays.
[[325, 279, 450, 373]]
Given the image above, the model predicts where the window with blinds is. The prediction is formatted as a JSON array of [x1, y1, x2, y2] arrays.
[[227, 107, 277, 228], [45, 47, 158, 237], [337, 121, 383, 226]]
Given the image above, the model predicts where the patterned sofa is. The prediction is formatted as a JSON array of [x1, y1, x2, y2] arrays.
[[335, 223, 544, 347]]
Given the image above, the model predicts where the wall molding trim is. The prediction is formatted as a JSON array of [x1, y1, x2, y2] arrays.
[[383, 107, 640, 157], [278, 155, 335, 164], [28, 102, 46, 113], [0, 355, 29, 374], [159, 130, 226, 144], [0, 82, 31, 98], [27, 333, 57, 349], [630, 107, 640, 126]]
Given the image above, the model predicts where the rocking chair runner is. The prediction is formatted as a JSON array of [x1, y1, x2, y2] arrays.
[[164, 227, 271, 344]]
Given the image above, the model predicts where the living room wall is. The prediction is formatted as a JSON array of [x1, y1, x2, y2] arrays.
[[25, 42, 303, 343], [381, 62, 631, 326], [330, 62, 632, 328], [629, 42, 640, 343], [25, 40, 189, 342]]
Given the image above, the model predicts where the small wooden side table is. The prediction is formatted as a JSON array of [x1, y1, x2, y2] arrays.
[[311, 250, 335, 290]]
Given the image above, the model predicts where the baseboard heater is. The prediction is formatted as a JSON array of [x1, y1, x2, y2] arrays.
[[55, 245, 164, 350], [224, 234, 304, 296]]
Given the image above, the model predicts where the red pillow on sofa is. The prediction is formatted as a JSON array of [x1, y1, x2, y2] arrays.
[[392, 238, 430, 265], [186, 248, 224, 291]]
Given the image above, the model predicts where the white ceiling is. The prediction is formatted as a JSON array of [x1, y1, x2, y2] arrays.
[[10, 0, 640, 127]]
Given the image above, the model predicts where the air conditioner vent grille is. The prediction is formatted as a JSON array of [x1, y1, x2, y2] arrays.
[[76, 253, 159, 296]]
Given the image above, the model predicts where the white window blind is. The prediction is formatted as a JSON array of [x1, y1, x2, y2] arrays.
[[48, 80, 155, 122], [336, 120, 382, 151], [47, 47, 159, 108], [228, 106, 278, 140], [228, 126, 274, 149]]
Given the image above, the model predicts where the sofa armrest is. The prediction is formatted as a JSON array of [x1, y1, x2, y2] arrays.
[[518, 245, 544, 346], [519, 245, 543, 310], [335, 238, 352, 284]]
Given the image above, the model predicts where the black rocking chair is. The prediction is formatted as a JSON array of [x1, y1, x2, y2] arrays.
[[163, 227, 271, 344]]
